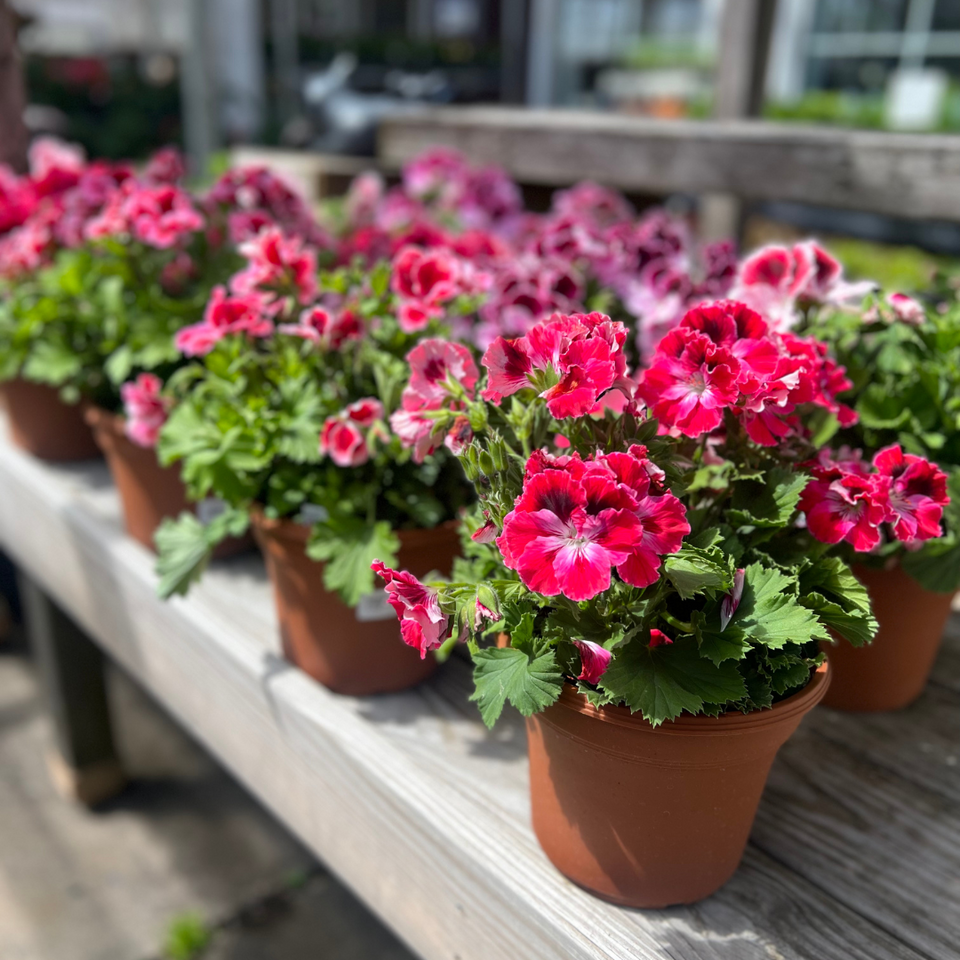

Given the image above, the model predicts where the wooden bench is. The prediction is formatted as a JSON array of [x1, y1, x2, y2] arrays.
[[0, 413, 957, 959]]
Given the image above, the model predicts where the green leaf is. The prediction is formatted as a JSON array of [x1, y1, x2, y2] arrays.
[[729, 467, 808, 530], [22, 340, 83, 385], [734, 563, 830, 648], [104, 345, 133, 386], [799, 592, 876, 647], [470, 646, 563, 727], [306, 518, 400, 606], [154, 507, 250, 599], [663, 548, 730, 599], [691, 608, 750, 665], [600, 638, 747, 726]]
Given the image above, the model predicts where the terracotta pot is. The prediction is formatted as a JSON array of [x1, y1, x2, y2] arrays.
[[525, 662, 830, 908], [0, 379, 100, 461], [822, 562, 955, 712], [85, 407, 253, 559], [86, 407, 189, 550], [251, 511, 459, 695]]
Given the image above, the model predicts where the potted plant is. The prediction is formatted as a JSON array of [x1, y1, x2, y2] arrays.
[[0, 137, 136, 458], [372, 301, 945, 907], [153, 243, 480, 695], [798, 277, 960, 710]]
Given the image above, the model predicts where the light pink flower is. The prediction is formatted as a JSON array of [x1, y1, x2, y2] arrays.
[[121, 372, 170, 448], [886, 292, 926, 325], [319, 417, 369, 467]]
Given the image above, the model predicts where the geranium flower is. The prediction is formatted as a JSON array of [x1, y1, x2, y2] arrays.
[[319, 416, 369, 467], [175, 286, 273, 356], [143, 147, 186, 185], [406, 339, 479, 406], [232, 226, 318, 304], [391, 244, 461, 304], [121, 373, 170, 448], [638, 332, 740, 437], [886, 292, 926, 326], [344, 398, 384, 428], [573, 640, 612, 684], [481, 312, 633, 418], [799, 471, 888, 552], [124, 184, 205, 248], [371, 561, 450, 658], [872, 444, 948, 542]]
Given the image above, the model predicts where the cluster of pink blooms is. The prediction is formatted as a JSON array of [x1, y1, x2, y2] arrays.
[[390, 244, 488, 334], [175, 226, 322, 356], [730, 241, 876, 330], [319, 399, 385, 468], [389, 339, 480, 463], [121, 372, 171, 447], [481, 311, 634, 419], [637, 300, 856, 445], [205, 166, 332, 248], [800, 445, 949, 551], [0, 140, 204, 277], [498, 447, 689, 602]]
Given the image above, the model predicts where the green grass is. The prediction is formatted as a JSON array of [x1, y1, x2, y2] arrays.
[[163, 912, 212, 960]]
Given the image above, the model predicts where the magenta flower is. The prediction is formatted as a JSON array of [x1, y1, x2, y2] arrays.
[[343, 398, 384, 428], [319, 416, 369, 468], [371, 560, 450, 658], [124, 184, 205, 249], [800, 472, 888, 552], [121, 373, 170, 448], [573, 640, 612, 684], [872, 445, 948, 542]]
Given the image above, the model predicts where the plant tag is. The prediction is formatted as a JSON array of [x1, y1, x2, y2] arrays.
[[355, 590, 395, 622], [298, 503, 329, 525], [196, 497, 227, 525]]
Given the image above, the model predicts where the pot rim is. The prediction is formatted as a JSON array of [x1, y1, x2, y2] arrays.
[[83, 405, 125, 435], [249, 505, 458, 548], [548, 660, 830, 737]]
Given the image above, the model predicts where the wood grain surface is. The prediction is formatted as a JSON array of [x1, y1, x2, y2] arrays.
[[378, 107, 960, 222], [0, 417, 953, 960]]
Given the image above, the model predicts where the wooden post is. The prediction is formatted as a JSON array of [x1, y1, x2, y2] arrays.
[[701, 0, 779, 241], [20, 575, 126, 806], [0, 0, 28, 173]]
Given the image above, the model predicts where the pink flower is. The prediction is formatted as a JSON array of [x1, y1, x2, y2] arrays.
[[638, 331, 740, 437], [406, 339, 479, 406], [481, 312, 633, 419], [872, 445, 948, 542], [232, 226, 318, 304], [389, 406, 443, 464], [800, 471, 888, 552], [319, 417, 369, 467], [28, 137, 84, 198], [402, 147, 471, 205], [397, 299, 441, 333], [391, 244, 461, 304], [143, 147, 186, 185], [649, 629, 673, 648], [552, 181, 633, 228], [121, 372, 170, 447], [573, 640, 612, 684], [344, 398, 384, 427], [175, 286, 273, 356], [124, 184, 205, 248], [886, 292, 926, 326], [444, 415, 473, 454], [371, 560, 449, 658], [0, 166, 37, 234], [497, 448, 687, 601]]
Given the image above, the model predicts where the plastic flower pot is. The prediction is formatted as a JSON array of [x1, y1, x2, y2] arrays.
[[86, 407, 252, 558], [525, 661, 831, 908], [822, 562, 955, 712], [0, 379, 100, 461], [250, 511, 459, 695]]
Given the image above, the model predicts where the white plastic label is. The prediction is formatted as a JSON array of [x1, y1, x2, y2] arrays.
[[196, 497, 227, 524], [298, 503, 329, 525], [355, 590, 395, 623]]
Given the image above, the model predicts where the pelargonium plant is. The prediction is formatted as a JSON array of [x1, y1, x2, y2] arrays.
[[370, 300, 952, 727], [801, 283, 960, 592], [153, 234, 481, 604], [0, 145, 238, 410]]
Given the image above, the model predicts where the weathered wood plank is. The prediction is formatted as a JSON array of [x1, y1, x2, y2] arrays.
[[0, 418, 944, 960], [378, 107, 960, 221]]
